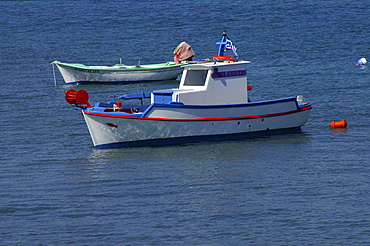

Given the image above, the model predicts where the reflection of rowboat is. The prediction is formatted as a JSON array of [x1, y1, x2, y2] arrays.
[[64, 32, 312, 148], [51, 60, 188, 85]]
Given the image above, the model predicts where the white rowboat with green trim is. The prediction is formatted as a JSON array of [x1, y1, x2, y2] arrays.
[[51, 60, 188, 85]]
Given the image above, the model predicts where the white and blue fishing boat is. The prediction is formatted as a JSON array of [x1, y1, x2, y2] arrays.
[[65, 32, 312, 148]]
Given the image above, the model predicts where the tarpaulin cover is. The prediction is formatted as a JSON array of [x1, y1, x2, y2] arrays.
[[173, 42, 195, 64]]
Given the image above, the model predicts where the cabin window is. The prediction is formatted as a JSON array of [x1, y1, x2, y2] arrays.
[[183, 70, 208, 86]]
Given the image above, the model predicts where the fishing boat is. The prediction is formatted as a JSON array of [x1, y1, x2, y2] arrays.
[[64, 32, 312, 148], [52, 42, 195, 85]]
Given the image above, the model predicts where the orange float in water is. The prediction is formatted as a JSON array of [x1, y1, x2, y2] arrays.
[[328, 119, 347, 128]]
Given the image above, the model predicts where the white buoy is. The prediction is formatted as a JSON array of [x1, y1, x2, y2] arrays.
[[356, 57, 367, 66]]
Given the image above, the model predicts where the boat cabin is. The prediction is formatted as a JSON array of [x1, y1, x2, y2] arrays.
[[152, 61, 251, 105]]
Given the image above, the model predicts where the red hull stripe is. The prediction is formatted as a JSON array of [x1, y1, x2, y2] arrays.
[[84, 105, 312, 121]]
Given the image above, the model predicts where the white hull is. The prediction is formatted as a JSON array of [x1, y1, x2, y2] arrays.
[[55, 63, 184, 84], [82, 98, 311, 148]]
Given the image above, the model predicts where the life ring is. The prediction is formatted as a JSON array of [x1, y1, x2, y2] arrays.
[[213, 56, 236, 61]]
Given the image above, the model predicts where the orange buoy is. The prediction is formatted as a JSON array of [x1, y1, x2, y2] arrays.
[[328, 119, 347, 128]]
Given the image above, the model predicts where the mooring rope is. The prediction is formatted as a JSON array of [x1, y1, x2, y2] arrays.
[[52, 63, 57, 86]]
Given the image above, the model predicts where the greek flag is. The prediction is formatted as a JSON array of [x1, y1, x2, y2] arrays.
[[225, 38, 238, 57]]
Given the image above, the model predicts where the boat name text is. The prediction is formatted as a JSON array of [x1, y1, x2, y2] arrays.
[[211, 70, 247, 78], [73, 68, 100, 73]]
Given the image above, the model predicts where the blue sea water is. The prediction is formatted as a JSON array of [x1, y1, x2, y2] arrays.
[[1, 0, 369, 245]]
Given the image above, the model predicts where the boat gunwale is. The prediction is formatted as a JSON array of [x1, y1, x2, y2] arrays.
[[53, 61, 186, 72], [83, 98, 312, 121]]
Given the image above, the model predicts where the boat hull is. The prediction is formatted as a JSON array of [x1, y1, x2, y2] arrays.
[[54, 62, 185, 84], [82, 98, 312, 148]]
